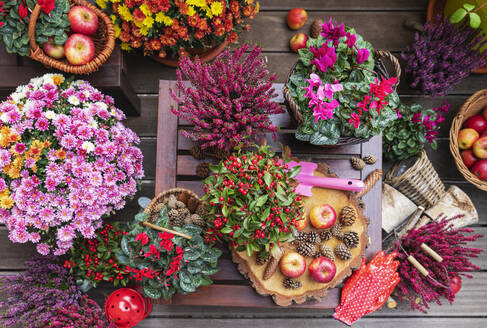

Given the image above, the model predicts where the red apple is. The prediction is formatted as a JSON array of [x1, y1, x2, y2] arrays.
[[43, 37, 65, 59], [461, 150, 478, 168], [483, 107, 487, 121], [294, 217, 308, 231], [458, 128, 479, 149], [64, 34, 95, 66], [286, 8, 308, 30], [450, 276, 462, 294], [68, 6, 99, 35], [289, 33, 308, 52], [463, 115, 487, 134], [308, 257, 336, 283], [473, 137, 487, 159], [280, 252, 306, 278], [471, 159, 487, 180], [309, 204, 336, 229]]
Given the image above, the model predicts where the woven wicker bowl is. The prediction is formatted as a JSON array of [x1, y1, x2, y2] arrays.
[[450, 90, 487, 191], [28, 0, 115, 75], [144, 188, 202, 223], [385, 150, 446, 208]]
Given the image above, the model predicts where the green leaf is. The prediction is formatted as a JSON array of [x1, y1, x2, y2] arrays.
[[184, 248, 200, 261], [121, 236, 130, 256], [115, 252, 129, 266], [450, 8, 468, 23], [263, 172, 272, 187], [179, 280, 196, 293], [463, 3, 475, 11], [469, 12, 481, 28], [220, 226, 232, 234], [255, 195, 268, 207], [287, 166, 301, 179], [79, 279, 93, 293], [135, 212, 149, 222], [143, 285, 162, 299]]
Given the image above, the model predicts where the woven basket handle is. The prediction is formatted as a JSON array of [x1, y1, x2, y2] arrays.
[[28, 4, 43, 60]]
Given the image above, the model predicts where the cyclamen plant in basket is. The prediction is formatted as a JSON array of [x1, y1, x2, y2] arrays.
[[202, 144, 304, 258], [96, 0, 259, 58], [116, 206, 221, 300], [286, 18, 400, 145], [0, 74, 144, 255], [171, 44, 283, 152], [65, 222, 133, 291], [0, 0, 69, 56], [383, 101, 450, 161]]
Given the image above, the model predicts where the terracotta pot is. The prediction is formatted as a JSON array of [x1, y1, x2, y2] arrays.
[[152, 40, 229, 67], [427, 0, 487, 74]]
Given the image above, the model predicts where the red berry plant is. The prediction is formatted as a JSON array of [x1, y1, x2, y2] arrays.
[[170, 44, 283, 152], [203, 144, 304, 258], [65, 223, 132, 292], [393, 214, 483, 312]]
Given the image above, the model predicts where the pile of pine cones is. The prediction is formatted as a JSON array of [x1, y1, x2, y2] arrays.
[[152, 193, 207, 228]]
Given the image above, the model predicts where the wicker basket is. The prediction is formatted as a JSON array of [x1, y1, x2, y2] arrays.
[[28, 0, 115, 75], [385, 150, 446, 208], [144, 188, 202, 224], [450, 90, 487, 191]]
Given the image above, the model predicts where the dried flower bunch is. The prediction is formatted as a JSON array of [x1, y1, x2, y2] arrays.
[[402, 15, 487, 96], [0, 0, 69, 56], [286, 18, 400, 145], [116, 206, 221, 300], [96, 0, 259, 57], [394, 215, 483, 312], [383, 101, 450, 161], [0, 256, 113, 327], [202, 144, 304, 258], [171, 44, 283, 152], [65, 222, 132, 291], [0, 74, 144, 255]]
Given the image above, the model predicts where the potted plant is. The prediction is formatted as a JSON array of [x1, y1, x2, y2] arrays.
[[170, 44, 283, 155], [283, 18, 401, 146], [202, 144, 304, 259], [96, 0, 259, 66], [0, 74, 144, 255]]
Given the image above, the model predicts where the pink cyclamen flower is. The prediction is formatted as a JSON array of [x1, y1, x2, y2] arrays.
[[135, 232, 149, 245], [313, 99, 339, 122], [349, 112, 361, 128], [345, 32, 357, 48], [310, 45, 337, 73], [356, 48, 370, 64], [321, 18, 346, 45]]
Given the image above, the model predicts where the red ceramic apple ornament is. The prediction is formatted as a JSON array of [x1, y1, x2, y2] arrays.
[[68, 6, 99, 35], [450, 276, 462, 294]]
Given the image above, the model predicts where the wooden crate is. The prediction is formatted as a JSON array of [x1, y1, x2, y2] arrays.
[[0, 44, 140, 116], [154, 80, 382, 308]]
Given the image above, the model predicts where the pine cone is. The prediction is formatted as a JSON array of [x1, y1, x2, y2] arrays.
[[178, 208, 190, 217], [153, 202, 165, 213], [319, 244, 335, 261], [310, 19, 324, 38], [335, 243, 352, 260], [177, 192, 190, 204], [283, 277, 302, 289], [187, 197, 200, 213], [343, 231, 359, 249], [195, 204, 206, 216], [256, 253, 270, 266], [363, 155, 377, 165], [214, 148, 230, 160], [190, 214, 206, 227], [306, 231, 321, 244], [296, 242, 315, 257], [190, 144, 205, 160], [350, 157, 366, 170], [171, 216, 184, 227], [168, 209, 179, 219], [340, 206, 357, 226], [196, 162, 210, 178], [331, 223, 344, 239], [183, 215, 193, 225], [319, 229, 332, 241], [167, 196, 178, 210], [175, 201, 186, 209], [295, 231, 308, 243]]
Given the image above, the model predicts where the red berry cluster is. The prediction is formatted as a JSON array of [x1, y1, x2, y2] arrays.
[[66, 223, 131, 287], [203, 145, 304, 256]]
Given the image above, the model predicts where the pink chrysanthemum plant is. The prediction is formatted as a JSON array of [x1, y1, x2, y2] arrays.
[[0, 74, 144, 255], [170, 44, 284, 152]]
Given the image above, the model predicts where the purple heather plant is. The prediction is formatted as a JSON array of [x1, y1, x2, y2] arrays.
[[170, 44, 283, 152], [402, 15, 487, 96], [0, 256, 113, 328]]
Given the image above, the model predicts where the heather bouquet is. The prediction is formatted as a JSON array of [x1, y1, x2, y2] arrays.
[[171, 44, 283, 152], [202, 144, 304, 258], [116, 206, 221, 300], [383, 101, 450, 161], [95, 0, 259, 58], [0, 0, 69, 56], [286, 18, 400, 145], [0, 256, 113, 327], [0, 74, 144, 256], [65, 222, 133, 291]]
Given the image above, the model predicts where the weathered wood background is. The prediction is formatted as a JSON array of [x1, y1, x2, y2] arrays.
[[0, 0, 486, 327]]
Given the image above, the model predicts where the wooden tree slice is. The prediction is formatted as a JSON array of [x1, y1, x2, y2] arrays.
[[231, 162, 369, 307]]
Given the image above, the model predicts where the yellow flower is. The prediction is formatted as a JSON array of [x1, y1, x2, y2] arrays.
[[210, 2, 223, 16], [0, 196, 14, 209], [140, 3, 151, 16], [186, 0, 206, 7], [0, 189, 9, 199], [121, 43, 132, 51], [255, 1, 260, 14], [155, 12, 173, 26], [143, 15, 154, 28], [187, 5, 196, 16], [52, 74, 64, 86], [118, 4, 133, 22], [139, 25, 150, 36], [95, 0, 107, 9], [110, 14, 117, 24], [114, 24, 121, 38]]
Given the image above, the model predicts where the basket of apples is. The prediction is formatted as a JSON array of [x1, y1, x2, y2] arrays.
[[450, 89, 487, 191], [29, 0, 115, 74]]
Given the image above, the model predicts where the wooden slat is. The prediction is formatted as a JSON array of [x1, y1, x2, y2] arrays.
[[260, 0, 427, 11], [0, 45, 17, 66]]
